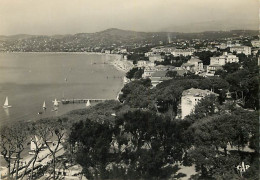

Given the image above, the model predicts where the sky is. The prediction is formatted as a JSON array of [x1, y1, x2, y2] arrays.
[[0, 0, 258, 35]]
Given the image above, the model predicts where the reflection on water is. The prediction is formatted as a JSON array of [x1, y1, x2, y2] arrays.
[[4, 108, 9, 116]]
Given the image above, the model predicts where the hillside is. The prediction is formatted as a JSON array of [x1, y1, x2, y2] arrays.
[[0, 29, 258, 52]]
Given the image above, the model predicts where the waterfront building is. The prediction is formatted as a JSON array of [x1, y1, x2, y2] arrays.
[[230, 46, 251, 55], [105, 50, 111, 54], [180, 88, 218, 119], [119, 48, 127, 53]]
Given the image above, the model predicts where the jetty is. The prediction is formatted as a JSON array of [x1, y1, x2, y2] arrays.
[[61, 98, 114, 104]]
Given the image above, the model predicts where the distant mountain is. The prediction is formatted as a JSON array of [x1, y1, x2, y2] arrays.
[[0, 34, 36, 40], [0, 28, 258, 52]]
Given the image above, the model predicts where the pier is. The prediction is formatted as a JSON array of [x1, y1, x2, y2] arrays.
[[61, 98, 114, 104]]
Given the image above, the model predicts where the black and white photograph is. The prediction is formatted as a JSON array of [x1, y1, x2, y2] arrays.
[[0, 0, 259, 179]]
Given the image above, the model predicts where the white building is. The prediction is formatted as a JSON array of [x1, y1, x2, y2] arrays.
[[137, 60, 154, 68], [104, 50, 111, 54], [206, 64, 223, 76], [142, 67, 156, 78], [230, 46, 251, 55], [171, 49, 192, 57], [187, 57, 204, 71], [150, 71, 170, 87], [251, 40, 260, 47], [145, 52, 155, 57], [149, 54, 164, 63], [119, 48, 127, 53], [216, 43, 227, 49], [181, 57, 203, 73], [210, 52, 239, 66], [181, 88, 218, 119]]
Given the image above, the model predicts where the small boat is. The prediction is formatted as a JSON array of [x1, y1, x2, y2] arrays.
[[3, 97, 12, 108], [38, 112, 43, 115], [86, 100, 91, 107], [51, 108, 58, 112], [43, 101, 46, 110], [52, 99, 60, 107]]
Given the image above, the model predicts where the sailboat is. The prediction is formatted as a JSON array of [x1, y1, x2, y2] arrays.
[[86, 100, 91, 107], [52, 99, 60, 107], [43, 101, 46, 110], [3, 97, 12, 108]]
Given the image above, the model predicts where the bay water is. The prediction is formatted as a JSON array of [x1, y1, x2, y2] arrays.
[[0, 53, 124, 126]]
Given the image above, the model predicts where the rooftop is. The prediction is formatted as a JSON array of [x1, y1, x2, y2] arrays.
[[209, 64, 223, 67], [151, 70, 167, 77], [182, 88, 218, 97], [188, 58, 202, 63], [182, 63, 195, 67]]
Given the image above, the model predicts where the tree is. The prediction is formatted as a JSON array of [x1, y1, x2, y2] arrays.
[[69, 119, 114, 179], [119, 79, 154, 107], [133, 68, 144, 79], [0, 125, 16, 179], [223, 62, 240, 73], [187, 108, 258, 179], [36, 118, 68, 179], [166, 71, 177, 78], [193, 51, 221, 65], [114, 110, 180, 179], [20, 132, 45, 180], [0, 122, 28, 180], [126, 67, 139, 80]]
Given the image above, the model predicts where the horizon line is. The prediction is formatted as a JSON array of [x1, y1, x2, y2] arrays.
[[0, 28, 259, 37]]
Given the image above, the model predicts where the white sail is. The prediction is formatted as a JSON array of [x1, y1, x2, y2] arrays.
[[53, 99, 59, 106], [86, 100, 91, 107], [4, 97, 8, 106], [3, 97, 12, 108], [43, 101, 46, 109]]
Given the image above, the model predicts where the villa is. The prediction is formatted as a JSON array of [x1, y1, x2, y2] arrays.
[[180, 88, 218, 119]]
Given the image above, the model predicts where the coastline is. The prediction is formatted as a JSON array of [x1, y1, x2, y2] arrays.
[[0, 51, 133, 73], [0, 52, 126, 124], [104, 54, 134, 73], [0, 52, 127, 172]]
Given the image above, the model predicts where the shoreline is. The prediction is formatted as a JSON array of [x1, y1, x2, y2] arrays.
[[0, 51, 132, 73], [0, 52, 126, 171], [104, 54, 134, 73], [0, 52, 127, 124]]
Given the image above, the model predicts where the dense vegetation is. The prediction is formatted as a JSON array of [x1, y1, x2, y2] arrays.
[[63, 53, 258, 179]]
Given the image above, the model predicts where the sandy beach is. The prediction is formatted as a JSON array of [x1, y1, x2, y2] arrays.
[[105, 54, 134, 73]]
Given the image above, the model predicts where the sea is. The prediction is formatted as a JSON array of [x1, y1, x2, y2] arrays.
[[0, 52, 125, 126]]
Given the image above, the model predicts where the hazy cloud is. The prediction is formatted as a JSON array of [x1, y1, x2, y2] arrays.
[[0, 0, 258, 35]]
